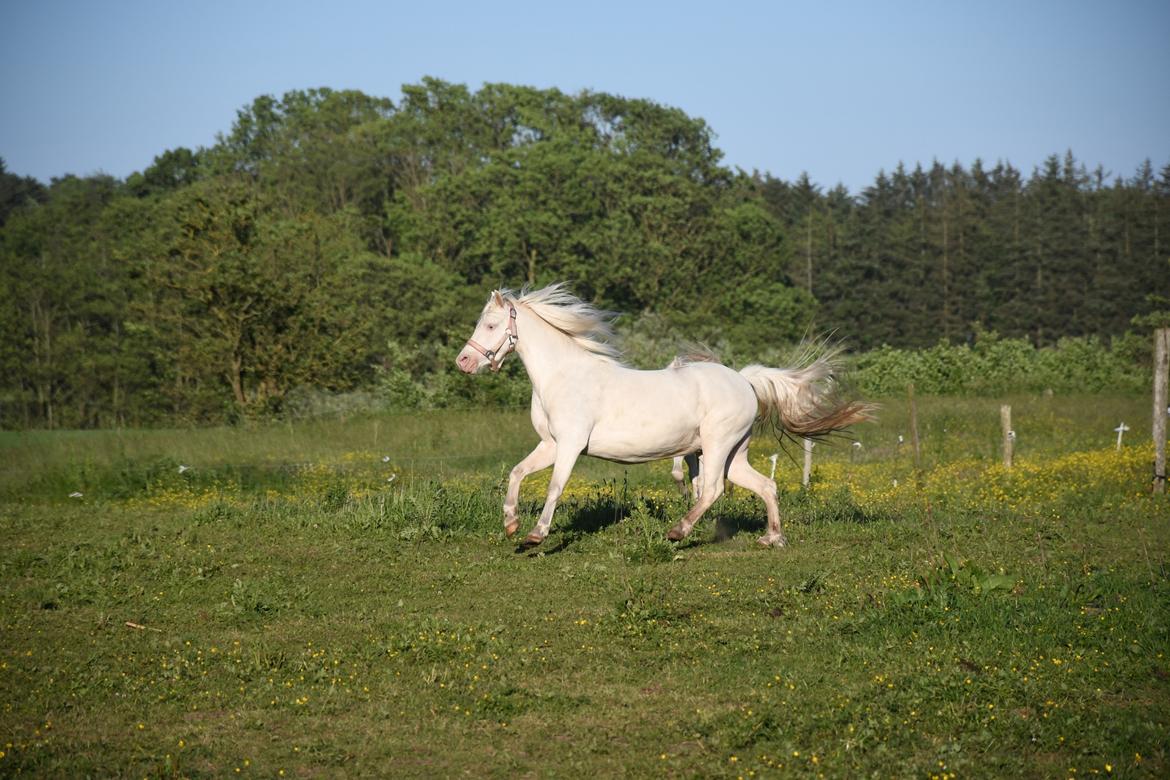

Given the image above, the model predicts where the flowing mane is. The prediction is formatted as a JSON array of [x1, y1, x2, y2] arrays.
[[502, 283, 624, 364], [669, 348, 721, 368]]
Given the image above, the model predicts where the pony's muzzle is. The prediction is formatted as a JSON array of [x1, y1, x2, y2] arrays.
[[456, 347, 484, 374]]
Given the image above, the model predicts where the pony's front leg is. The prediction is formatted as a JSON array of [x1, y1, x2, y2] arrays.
[[522, 440, 585, 547], [502, 440, 557, 537]]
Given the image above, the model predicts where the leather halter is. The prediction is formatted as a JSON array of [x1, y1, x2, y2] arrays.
[[466, 302, 519, 372]]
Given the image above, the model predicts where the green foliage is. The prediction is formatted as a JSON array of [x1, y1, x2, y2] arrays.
[[851, 331, 1148, 396], [126, 178, 386, 420], [786, 485, 880, 524], [1, 82, 1167, 429], [759, 157, 1170, 350], [0, 174, 149, 428], [227, 577, 281, 619], [124, 147, 202, 197], [894, 552, 1016, 609], [1131, 260, 1170, 329], [622, 498, 677, 564], [0, 156, 48, 225]]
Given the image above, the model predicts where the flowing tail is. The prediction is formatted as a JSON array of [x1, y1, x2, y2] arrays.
[[739, 345, 874, 439]]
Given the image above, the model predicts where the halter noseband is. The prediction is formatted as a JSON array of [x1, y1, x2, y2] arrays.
[[466, 302, 519, 372]]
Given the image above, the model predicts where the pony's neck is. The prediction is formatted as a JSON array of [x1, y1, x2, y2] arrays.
[[513, 303, 599, 396]]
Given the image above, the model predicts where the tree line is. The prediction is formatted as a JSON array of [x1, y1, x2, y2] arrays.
[[758, 156, 1170, 349], [1, 79, 1166, 428]]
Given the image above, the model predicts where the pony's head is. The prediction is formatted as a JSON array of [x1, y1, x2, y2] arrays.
[[456, 291, 517, 374], [457, 283, 622, 374]]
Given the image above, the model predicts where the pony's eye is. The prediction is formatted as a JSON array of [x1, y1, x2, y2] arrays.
[[486, 323, 496, 330]]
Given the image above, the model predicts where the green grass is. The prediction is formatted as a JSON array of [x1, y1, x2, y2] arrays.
[[1, 395, 1167, 777]]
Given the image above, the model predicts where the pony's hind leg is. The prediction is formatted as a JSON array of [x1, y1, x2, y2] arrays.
[[670, 453, 702, 502], [725, 440, 786, 548], [685, 452, 701, 500], [671, 457, 688, 497], [666, 440, 736, 542]]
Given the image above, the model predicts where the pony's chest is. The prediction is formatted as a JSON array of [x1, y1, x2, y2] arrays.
[[529, 395, 551, 439]]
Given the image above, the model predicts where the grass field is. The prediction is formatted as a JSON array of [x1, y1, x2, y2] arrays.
[[1, 395, 1167, 778]]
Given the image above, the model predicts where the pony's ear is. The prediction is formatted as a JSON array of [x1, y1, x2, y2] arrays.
[[492, 290, 505, 307]]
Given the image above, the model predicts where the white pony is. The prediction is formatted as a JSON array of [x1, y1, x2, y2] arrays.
[[455, 284, 870, 548]]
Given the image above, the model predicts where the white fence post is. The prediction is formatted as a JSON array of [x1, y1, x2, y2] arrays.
[[802, 438, 814, 488], [1001, 404, 1014, 470], [1114, 422, 1129, 452]]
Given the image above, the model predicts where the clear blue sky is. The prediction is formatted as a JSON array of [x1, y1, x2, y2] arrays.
[[1, 0, 1167, 193]]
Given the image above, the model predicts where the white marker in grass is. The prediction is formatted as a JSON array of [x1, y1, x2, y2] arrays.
[[801, 439, 814, 488], [1114, 422, 1129, 451]]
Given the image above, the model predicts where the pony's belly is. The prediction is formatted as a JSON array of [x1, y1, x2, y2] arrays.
[[584, 426, 699, 464]]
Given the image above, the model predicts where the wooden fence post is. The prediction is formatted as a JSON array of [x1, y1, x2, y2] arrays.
[[1001, 404, 1013, 470], [1154, 328, 1169, 495]]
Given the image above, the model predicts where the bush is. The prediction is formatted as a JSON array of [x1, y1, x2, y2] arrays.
[[277, 327, 1151, 419], [849, 331, 1147, 396]]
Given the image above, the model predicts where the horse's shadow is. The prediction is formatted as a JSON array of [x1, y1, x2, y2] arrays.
[[515, 497, 766, 556], [674, 512, 768, 551], [516, 496, 631, 555]]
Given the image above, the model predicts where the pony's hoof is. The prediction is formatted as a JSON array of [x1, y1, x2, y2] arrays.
[[666, 526, 687, 542], [756, 534, 787, 549], [504, 519, 520, 538], [522, 532, 544, 548]]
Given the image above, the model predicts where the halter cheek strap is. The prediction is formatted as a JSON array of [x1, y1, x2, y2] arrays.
[[466, 304, 518, 372]]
